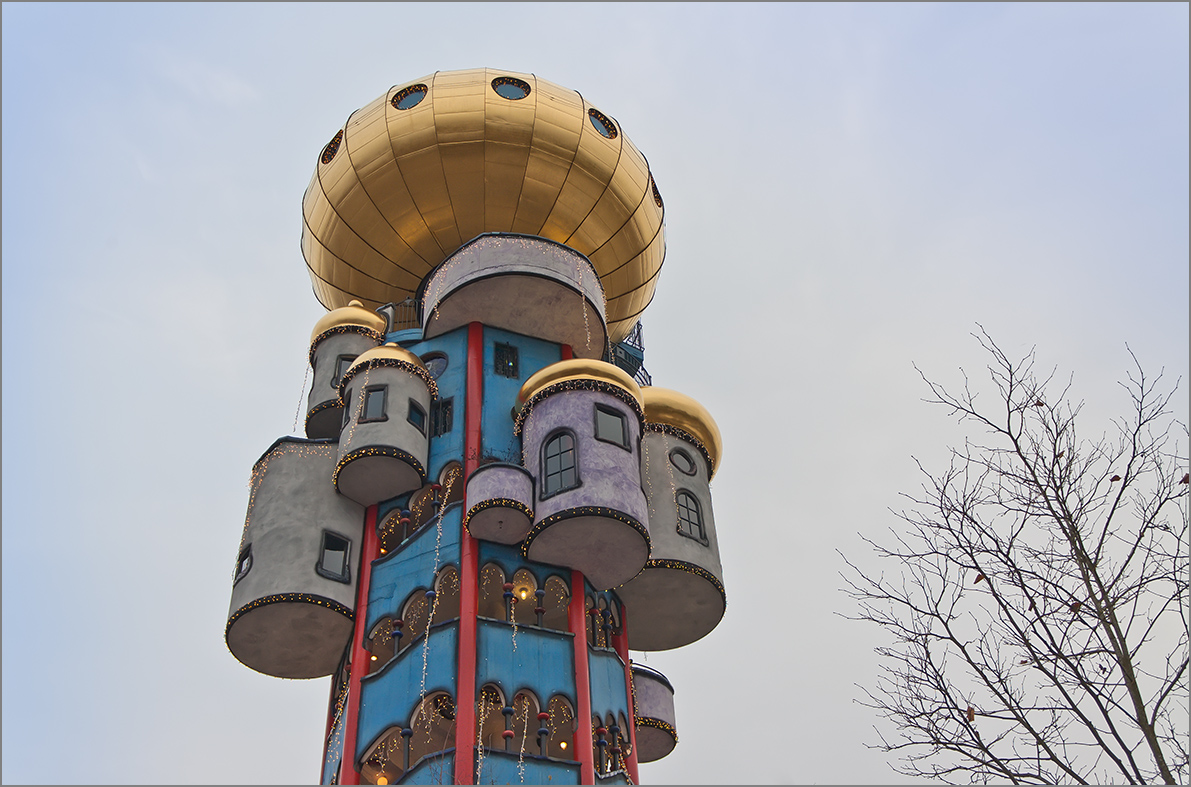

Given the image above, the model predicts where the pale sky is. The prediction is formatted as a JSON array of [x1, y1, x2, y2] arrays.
[[2, 3, 1187, 784]]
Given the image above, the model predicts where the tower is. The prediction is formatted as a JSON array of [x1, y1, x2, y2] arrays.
[[225, 69, 726, 785]]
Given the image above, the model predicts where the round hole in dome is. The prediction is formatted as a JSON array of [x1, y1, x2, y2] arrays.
[[588, 108, 618, 139], [320, 130, 343, 165], [669, 448, 696, 476], [392, 84, 428, 110], [651, 176, 663, 209], [491, 76, 531, 100]]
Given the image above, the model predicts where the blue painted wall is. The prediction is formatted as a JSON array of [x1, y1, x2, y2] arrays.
[[475, 619, 576, 703], [481, 326, 563, 465], [357, 623, 459, 762], [366, 503, 463, 630], [475, 751, 580, 784], [401, 751, 456, 785], [588, 649, 630, 724]]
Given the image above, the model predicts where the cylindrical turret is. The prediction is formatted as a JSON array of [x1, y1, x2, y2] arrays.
[[419, 234, 608, 360], [631, 664, 677, 762], [463, 462, 535, 544], [334, 343, 437, 506], [226, 437, 365, 678], [515, 359, 650, 590], [305, 300, 387, 439], [616, 387, 725, 650]]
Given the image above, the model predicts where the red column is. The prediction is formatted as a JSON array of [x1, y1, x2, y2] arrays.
[[611, 604, 640, 783], [338, 503, 379, 785], [561, 344, 573, 361], [454, 321, 484, 785], [569, 570, 595, 785]]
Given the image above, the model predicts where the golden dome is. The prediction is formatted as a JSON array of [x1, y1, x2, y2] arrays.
[[301, 68, 666, 344], [641, 387, 722, 478], [344, 342, 427, 378], [517, 358, 644, 412], [308, 299, 387, 345]]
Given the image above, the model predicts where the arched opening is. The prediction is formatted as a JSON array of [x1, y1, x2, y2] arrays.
[[431, 565, 460, 624], [506, 690, 542, 757], [546, 694, 577, 760], [360, 726, 405, 785], [365, 617, 397, 675], [475, 683, 506, 752], [408, 692, 457, 772], [509, 568, 538, 626], [540, 575, 570, 633], [478, 563, 506, 620], [438, 461, 464, 508], [398, 590, 430, 654], [617, 711, 633, 768]]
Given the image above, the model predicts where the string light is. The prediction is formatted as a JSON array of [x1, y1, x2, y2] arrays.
[[338, 355, 439, 402], [308, 325, 385, 365], [463, 498, 534, 534], [521, 506, 651, 560], [514, 379, 644, 436]]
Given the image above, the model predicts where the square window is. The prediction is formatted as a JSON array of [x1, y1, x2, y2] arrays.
[[495, 343, 519, 378], [333, 355, 356, 388], [361, 386, 387, 422], [408, 400, 426, 433], [318, 531, 351, 583], [342, 389, 352, 427], [431, 398, 453, 437], [234, 545, 252, 584], [594, 405, 628, 449]]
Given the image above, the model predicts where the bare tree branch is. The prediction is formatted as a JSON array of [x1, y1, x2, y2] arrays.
[[841, 331, 1188, 784]]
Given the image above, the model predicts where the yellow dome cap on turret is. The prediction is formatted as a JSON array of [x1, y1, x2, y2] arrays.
[[309, 299, 387, 345], [641, 387, 722, 478]]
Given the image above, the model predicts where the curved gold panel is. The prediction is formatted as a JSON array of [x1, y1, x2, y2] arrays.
[[641, 387, 723, 477], [301, 69, 666, 342], [517, 358, 643, 412]]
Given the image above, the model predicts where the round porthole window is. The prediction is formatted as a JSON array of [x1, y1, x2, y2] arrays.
[[492, 76, 531, 100], [669, 448, 697, 476], [320, 130, 343, 165], [651, 176, 663, 209], [421, 353, 448, 379], [588, 108, 618, 139], [392, 84, 428, 110]]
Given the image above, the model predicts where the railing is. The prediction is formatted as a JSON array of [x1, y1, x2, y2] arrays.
[[376, 297, 421, 333], [607, 321, 651, 386]]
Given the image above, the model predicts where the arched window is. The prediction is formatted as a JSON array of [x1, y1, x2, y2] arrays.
[[360, 726, 405, 785], [509, 568, 538, 626], [365, 617, 398, 675], [542, 431, 578, 498], [478, 563, 506, 620], [540, 575, 570, 633], [407, 692, 456, 773], [505, 690, 542, 756], [398, 590, 430, 654], [431, 566, 460, 624], [546, 695, 577, 760], [475, 684, 506, 753], [675, 490, 706, 544]]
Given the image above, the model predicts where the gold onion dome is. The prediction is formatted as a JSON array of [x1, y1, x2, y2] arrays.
[[517, 358, 643, 412], [301, 68, 666, 344], [345, 342, 428, 377], [641, 386, 722, 478], [308, 299, 387, 345]]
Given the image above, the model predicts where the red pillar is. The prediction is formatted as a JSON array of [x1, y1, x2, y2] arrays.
[[561, 344, 573, 361], [611, 604, 640, 784], [338, 503, 379, 785], [569, 570, 595, 785], [454, 321, 484, 785]]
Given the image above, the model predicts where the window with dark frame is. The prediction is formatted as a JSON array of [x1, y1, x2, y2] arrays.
[[431, 397, 454, 437], [542, 431, 578, 497], [318, 531, 351, 583], [494, 343, 519, 378], [675, 491, 706, 543], [361, 386, 387, 422], [669, 448, 697, 476], [408, 399, 426, 433], [594, 405, 629, 449], [333, 355, 357, 388], [234, 545, 252, 584], [342, 388, 353, 427]]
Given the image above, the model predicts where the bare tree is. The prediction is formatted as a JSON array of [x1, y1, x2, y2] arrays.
[[842, 329, 1188, 784]]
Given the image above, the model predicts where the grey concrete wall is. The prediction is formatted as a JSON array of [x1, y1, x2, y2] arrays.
[[338, 364, 432, 473], [639, 431, 723, 582], [632, 666, 676, 728], [306, 330, 382, 438]]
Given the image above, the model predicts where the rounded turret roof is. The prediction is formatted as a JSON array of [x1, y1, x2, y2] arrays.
[[641, 386, 722, 478], [517, 358, 644, 412], [309, 299, 387, 345], [301, 68, 666, 344]]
